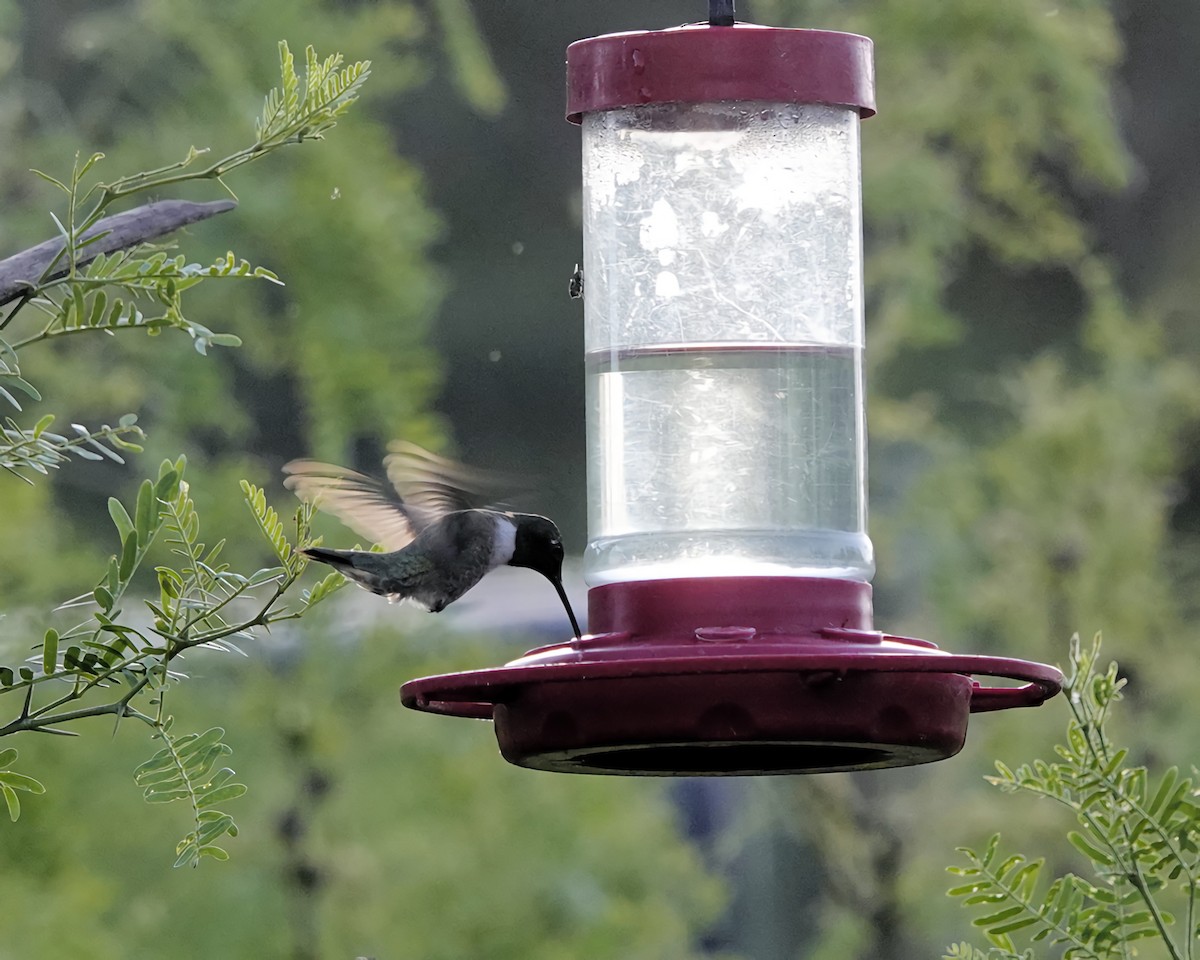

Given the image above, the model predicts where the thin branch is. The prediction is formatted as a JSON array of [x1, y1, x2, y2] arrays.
[[0, 678, 156, 736]]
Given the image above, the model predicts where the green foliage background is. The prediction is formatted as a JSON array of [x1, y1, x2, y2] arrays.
[[0, 0, 451, 600], [0, 619, 723, 958], [727, 1, 1200, 958], [1, 0, 1199, 957], [0, 0, 728, 956]]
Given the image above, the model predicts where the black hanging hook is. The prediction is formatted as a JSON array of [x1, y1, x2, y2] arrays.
[[709, 0, 735, 26]]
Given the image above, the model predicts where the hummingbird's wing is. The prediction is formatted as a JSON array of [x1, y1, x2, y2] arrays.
[[283, 443, 510, 552], [382, 441, 506, 519], [282, 460, 426, 551]]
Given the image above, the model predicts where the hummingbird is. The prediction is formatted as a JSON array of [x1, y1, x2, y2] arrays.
[[282, 442, 582, 638]]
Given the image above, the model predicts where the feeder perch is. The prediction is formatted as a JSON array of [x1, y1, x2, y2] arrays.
[[401, 15, 1063, 775]]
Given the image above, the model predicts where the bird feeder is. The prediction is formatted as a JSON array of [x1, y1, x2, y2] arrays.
[[401, 12, 1062, 775]]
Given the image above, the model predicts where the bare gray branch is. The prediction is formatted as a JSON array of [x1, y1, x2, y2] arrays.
[[0, 198, 236, 305]]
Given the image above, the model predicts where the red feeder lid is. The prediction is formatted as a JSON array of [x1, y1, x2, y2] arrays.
[[566, 24, 876, 123]]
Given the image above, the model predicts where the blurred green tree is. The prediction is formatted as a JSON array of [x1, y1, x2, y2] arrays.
[[0, 0, 509, 600], [0, 616, 726, 959], [0, 36, 375, 865], [0, 8, 729, 955], [695, 2, 1200, 959], [5, 0, 1198, 954]]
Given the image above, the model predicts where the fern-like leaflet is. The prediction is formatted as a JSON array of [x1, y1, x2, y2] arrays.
[[241, 480, 297, 571], [0, 458, 336, 863], [256, 41, 371, 145], [241, 481, 345, 611], [134, 721, 246, 868], [0, 39, 370, 869], [0, 413, 144, 482], [302, 570, 348, 611], [0, 747, 46, 822], [0, 39, 365, 480], [11, 250, 280, 355], [946, 634, 1200, 960], [0, 337, 39, 410]]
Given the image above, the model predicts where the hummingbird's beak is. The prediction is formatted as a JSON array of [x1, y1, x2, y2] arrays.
[[550, 576, 583, 639]]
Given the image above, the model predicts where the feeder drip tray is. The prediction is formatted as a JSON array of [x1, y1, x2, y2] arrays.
[[400, 578, 1062, 776]]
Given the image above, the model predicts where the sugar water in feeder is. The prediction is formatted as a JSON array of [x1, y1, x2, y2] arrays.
[[582, 99, 872, 585]]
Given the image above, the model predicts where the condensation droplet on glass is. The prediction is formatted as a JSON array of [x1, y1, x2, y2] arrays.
[[700, 211, 727, 238], [640, 198, 679, 251], [654, 271, 680, 297]]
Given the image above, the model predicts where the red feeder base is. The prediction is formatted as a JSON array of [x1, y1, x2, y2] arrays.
[[400, 578, 1062, 776]]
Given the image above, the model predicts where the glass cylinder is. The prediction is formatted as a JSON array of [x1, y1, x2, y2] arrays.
[[582, 99, 873, 586]]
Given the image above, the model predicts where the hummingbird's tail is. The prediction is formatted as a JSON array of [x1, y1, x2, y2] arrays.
[[301, 546, 358, 569], [301, 547, 381, 587], [300, 546, 409, 601]]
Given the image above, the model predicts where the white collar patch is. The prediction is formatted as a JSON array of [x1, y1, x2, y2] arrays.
[[489, 515, 517, 567]]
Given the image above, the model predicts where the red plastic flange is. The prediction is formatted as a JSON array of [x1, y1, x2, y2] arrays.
[[400, 578, 1063, 776]]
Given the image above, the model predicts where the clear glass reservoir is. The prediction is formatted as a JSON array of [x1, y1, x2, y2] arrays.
[[582, 101, 874, 585]]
